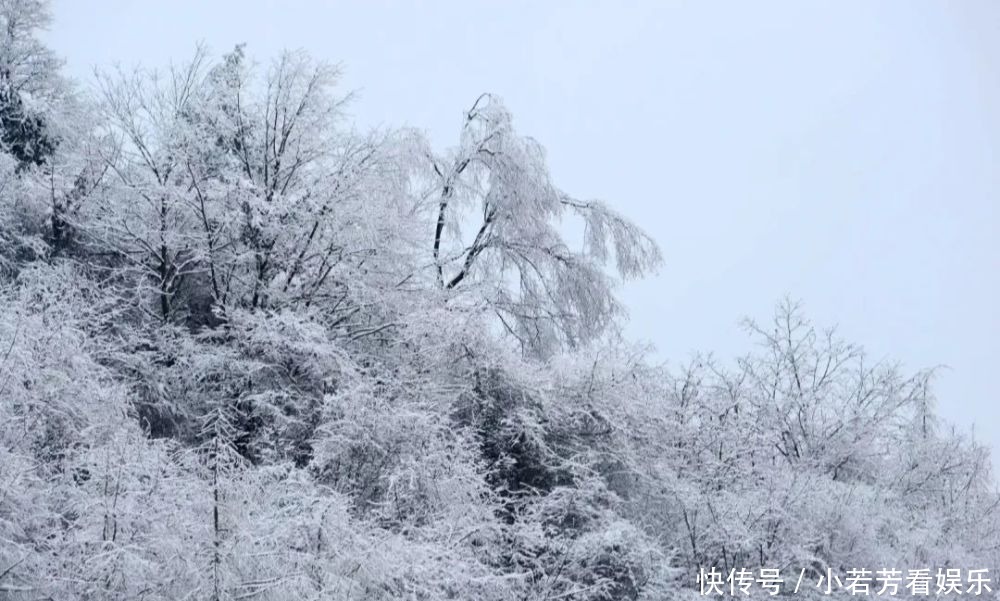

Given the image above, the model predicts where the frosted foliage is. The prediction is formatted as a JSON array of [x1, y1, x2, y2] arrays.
[[0, 8, 996, 600], [428, 94, 662, 357]]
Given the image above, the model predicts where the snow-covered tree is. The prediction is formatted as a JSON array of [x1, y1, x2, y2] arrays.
[[1, 15, 996, 601], [425, 94, 662, 357]]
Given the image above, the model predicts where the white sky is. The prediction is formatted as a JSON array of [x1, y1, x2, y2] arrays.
[[43, 1, 999, 465]]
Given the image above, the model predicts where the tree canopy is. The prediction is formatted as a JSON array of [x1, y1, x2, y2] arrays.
[[0, 3, 997, 599]]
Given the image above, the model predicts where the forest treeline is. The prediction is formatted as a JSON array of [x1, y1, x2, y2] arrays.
[[1, 2, 997, 599]]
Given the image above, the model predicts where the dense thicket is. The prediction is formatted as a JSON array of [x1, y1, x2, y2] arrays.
[[1, 2, 997, 599]]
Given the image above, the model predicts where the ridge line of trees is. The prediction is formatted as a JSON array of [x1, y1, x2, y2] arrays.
[[0, 2, 996, 599]]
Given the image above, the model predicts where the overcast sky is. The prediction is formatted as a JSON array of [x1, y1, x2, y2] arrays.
[[44, 1, 999, 465]]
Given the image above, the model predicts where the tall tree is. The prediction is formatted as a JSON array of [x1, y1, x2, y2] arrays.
[[426, 94, 662, 357], [0, 0, 59, 168]]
